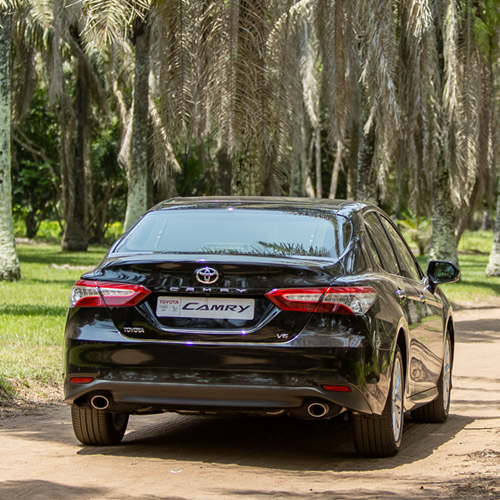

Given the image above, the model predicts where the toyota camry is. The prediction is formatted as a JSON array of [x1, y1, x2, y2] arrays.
[[63, 197, 459, 457]]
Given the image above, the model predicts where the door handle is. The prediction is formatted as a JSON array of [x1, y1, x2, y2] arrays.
[[396, 289, 407, 300]]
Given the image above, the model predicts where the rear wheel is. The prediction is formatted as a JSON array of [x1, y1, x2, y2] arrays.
[[352, 346, 404, 458], [411, 332, 452, 423], [71, 405, 129, 446]]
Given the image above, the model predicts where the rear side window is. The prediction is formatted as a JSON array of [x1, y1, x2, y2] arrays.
[[115, 208, 352, 259], [363, 212, 399, 275], [380, 217, 422, 281]]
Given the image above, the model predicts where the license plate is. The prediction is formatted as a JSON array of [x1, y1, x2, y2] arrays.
[[156, 296, 255, 320]]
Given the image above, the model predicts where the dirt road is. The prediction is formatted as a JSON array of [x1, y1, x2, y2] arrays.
[[0, 308, 499, 500]]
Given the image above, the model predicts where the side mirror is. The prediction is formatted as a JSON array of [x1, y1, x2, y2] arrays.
[[426, 261, 460, 291]]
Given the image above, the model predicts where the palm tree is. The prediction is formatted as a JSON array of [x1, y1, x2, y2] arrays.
[[0, 3, 21, 281]]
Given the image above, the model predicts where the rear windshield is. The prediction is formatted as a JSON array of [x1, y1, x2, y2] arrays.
[[115, 208, 352, 259]]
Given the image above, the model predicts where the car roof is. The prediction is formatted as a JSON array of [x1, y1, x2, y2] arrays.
[[153, 197, 376, 217]]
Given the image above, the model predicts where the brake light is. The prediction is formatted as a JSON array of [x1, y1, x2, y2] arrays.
[[265, 286, 377, 315], [70, 280, 151, 308], [264, 288, 327, 313]]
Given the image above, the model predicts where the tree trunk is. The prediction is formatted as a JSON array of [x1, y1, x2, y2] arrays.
[[347, 118, 359, 200], [315, 128, 322, 198], [429, 155, 459, 267], [231, 146, 263, 196], [0, 12, 21, 281], [329, 142, 343, 199], [230, 1, 266, 197], [217, 148, 232, 195], [347, 86, 360, 200], [486, 175, 500, 276], [355, 86, 377, 202], [62, 47, 89, 252], [124, 19, 150, 231], [356, 123, 376, 202]]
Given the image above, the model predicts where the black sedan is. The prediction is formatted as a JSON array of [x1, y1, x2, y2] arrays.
[[63, 197, 459, 457]]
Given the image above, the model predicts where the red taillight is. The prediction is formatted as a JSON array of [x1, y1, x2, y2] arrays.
[[264, 288, 328, 313], [70, 377, 94, 384], [70, 279, 151, 308], [265, 286, 377, 315], [322, 385, 351, 392]]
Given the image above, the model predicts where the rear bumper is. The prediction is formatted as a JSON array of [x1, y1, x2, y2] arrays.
[[63, 332, 393, 415], [64, 379, 373, 414]]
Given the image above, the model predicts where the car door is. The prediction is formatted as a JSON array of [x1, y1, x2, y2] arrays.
[[379, 216, 444, 394], [363, 212, 424, 397]]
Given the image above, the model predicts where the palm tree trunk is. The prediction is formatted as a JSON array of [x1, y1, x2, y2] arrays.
[[216, 148, 232, 195], [429, 154, 459, 267], [231, 146, 263, 196], [124, 18, 150, 231], [329, 142, 343, 199], [486, 175, 500, 276], [356, 124, 376, 202], [347, 100, 360, 200], [0, 11, 20, 281], [62, 48, 89, 252], [230, 0, 266, 197], [315, 128, 322, 198]]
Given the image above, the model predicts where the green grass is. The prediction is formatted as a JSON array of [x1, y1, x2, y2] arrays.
[[413, 230, 499, 304], [0, 244, 106, 385], [458, 229, 493, 255], [1, 233, 499, 395], [417, 253, 500, 304]]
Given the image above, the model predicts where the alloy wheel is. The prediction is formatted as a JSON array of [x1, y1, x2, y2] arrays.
[[391, 356, 404, 444], [442, 336, 452, 411]]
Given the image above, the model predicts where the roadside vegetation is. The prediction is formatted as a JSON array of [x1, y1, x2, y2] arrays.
[[0, 244, 106, 403], [1, 232, 498, 403]]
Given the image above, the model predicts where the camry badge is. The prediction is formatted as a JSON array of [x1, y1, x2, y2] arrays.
[[195, 267, 220, 285]]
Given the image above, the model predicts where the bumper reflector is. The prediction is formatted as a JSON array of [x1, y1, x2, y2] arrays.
[[322, 385, 351, 392], [70, 377, 94, 384]]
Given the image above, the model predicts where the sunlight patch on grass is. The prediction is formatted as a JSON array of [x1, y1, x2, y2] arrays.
[[0, 244, 106, 389], [0, 343, 63, 382]]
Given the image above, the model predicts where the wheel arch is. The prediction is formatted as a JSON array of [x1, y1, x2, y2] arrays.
[[392, 317, 409, 384], [445, 312, 455, 368], [396, 327, 408, 383]]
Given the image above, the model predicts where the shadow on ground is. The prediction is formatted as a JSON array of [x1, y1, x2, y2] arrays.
[[68, 411, 472, 473], [454, 316, 500, 343], [0, 479, 186, 500]]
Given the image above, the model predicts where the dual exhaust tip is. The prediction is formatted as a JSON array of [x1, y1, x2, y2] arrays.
[[89, 395, 331, 418], [90, 395, 110, 410], [307, 402, 329, 418]]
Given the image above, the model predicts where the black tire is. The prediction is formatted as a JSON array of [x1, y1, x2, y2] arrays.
[[71, 405, 129, 446], [411, 332, 452, 424], [352, 346, 405, 458]]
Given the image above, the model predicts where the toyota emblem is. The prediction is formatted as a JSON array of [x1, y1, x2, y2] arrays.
[[195, 267, 220, 285]]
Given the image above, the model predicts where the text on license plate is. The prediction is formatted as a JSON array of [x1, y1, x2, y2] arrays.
[[156, 296, 255, 320]]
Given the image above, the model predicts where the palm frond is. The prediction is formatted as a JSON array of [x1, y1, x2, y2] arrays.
[[359, 0, 401, 198], [81, 0, 150, 45]]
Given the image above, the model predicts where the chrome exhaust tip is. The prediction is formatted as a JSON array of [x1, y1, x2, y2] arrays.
[[90, 395, 110, 410], [307, 402, 329, 418]]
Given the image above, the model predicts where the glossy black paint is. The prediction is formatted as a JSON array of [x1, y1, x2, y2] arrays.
[[63, 197, 455, 420]]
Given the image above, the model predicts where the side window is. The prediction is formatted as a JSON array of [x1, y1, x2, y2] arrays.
[[363, 212, 399, 275], [380, 217, 422, 282], [364, 231, 383, 269]]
